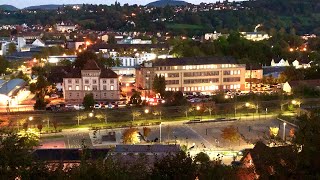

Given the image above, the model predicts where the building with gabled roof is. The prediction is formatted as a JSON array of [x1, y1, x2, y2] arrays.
[[63, 60, 120, 103]]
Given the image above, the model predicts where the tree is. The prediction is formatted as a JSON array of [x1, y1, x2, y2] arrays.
[[33, 96, 47, 110], [221, 126, 241, 145], [143, 127, 151, 139], [7, 42, 17, 55], [12, 71, 30, 83], [122, 128, 140, 144], [151, 151, 196, 179], [278, 66, 304, 83], [131, 110, 141, 121], [205, 103, 215, 117], [74, 50, 98, 68], [0, 130, 38, 179], [130, 90, 142, 105], [0, 56, 9, 75], [153, 110, 162, 120], [152, 74, 166, 98], [37, 124, 43, 133], [83, 93, 95, 110], [52, 120, 58, 132], [294, 115, 320, 177], [22, 122, 28, 131]]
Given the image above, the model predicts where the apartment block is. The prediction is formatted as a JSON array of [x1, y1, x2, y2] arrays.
[[136, 57, 246, 95]]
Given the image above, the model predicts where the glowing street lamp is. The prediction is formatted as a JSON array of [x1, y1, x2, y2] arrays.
[[292, 100, 301, 107], [28, 116, 33, 121], [144, 109, 149, 114], [89, 112, 94, 118], [196, 106, 201, 111], [245, 102, 250, 107]]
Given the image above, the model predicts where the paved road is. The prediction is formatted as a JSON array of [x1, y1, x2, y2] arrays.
[[39, 117, 296, 164]]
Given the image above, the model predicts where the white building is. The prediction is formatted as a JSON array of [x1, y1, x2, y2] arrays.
[[55, 22, 77, 32], [112, 53, 157, 67], [63, 60, 120, 103], [240, 32, 270, 41], [117, 37, 152, 44], [204, 31, 223, 40], [270, 59, 290, 67]]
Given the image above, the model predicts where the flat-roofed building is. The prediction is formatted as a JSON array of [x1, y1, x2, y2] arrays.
[[136, 57, 246, 95]]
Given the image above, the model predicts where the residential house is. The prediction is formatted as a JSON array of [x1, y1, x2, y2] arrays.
[[282, 79, 320, 94]]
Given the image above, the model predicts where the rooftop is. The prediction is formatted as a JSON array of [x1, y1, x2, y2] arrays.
[[32, 148, 110, 162], [0, 78, 26, 96], [153, 56, 238, 66]]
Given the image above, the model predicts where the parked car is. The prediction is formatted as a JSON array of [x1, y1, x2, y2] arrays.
[[65, 104, 74, 109], [74, 104, 85, 110], [94, 104, 101, 109]]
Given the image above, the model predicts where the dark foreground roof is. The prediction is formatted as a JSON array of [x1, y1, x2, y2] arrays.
[[153, 56, 238, 66], [32, 148, 110, 162]]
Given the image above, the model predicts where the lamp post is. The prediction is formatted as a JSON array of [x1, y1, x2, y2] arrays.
[[292, 100, 301, 116], [28, 116, 33, 129], [159, 122, 162, 143], [265, 108, 268, 120], [283, 122, 287, 141], [194, 106, 200, 120]]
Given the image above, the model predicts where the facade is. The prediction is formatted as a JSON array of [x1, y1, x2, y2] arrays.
[[63, 60, 120, 103], [240, 32, 270, 41], [136, 57, 246, 95], [112, 53, 157, 67], [55, 22, 77, 32]]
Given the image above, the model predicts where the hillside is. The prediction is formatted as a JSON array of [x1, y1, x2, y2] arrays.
[[147, 0, 188, 7], [24, 4, 66, 10], [0, 5, 19, 11]]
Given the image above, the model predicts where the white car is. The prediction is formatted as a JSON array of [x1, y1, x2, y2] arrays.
[[94, 104, 101, 109], [74, 104, 85, 110], [65, 104, 74, 109]]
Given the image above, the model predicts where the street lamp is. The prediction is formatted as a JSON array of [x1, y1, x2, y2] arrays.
[[283, 122, 287, 141], [196, 106, 201, 111], [144, 109, 149, 114], [292, 100, 301, 107], [28, 116, 33, 121], [159, 122, 162, 143], [89, 112, 94, 118], [245, 102, 250, 107]]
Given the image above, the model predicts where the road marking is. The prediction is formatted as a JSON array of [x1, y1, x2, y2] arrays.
[[184, 125, 214, 148]]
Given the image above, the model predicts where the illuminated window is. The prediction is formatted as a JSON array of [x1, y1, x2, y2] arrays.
[[110, 85, 114, 90]]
